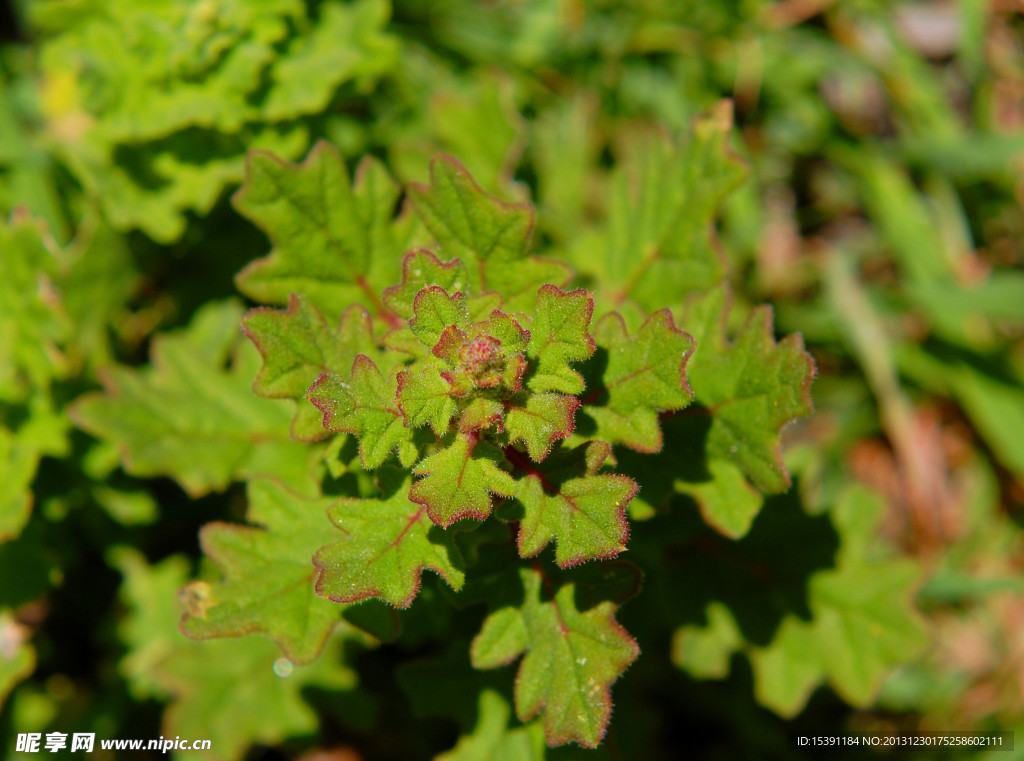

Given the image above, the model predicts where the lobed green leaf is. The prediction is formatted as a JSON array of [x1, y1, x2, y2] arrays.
[[243, 295, 376, 439], [681, 284, 815, 495], [409, 155, 571, 310], [307, 355, 412, 469], [410, 285, 471, 348], [313, 471, 465, 607], [410, 435, 517, 527], [396, 361, 458, 435], [180, 480, 343, 664], [571, 103, 746, 313], [672, 486, 928, 716], [471, 564, 640, 748], [234, 142, 421, 319], [114, 549, 356, 760], [582, 308, 694, 453], [383, 249, 469, 319], [502, 442, 636, 567], [70, 301, 319, 498], [524, 286, 595, 395], [505, 393, 579, 463], [438, 689, 546, 761]]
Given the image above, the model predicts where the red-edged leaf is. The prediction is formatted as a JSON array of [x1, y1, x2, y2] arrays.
[[243, 297, 377, 440], [505, 393, 579, 462], [458, 397, 505, 434], [396, 362, 457, 435], [180, 480, 341, 664], [234, 143, 421, 320], [470, 564, 640, 748], [502, 442, 635, 567], [383, 249, 469, 319], [307, 355, 411, 468], [410, 434, 516, 527], [582, 309, 694, 452], [314, 471, 465, 608], [525, 286, 595, 395], [411, 286, 471, 348], [408, 155, 571, 309]]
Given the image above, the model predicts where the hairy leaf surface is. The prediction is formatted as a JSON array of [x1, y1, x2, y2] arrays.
[[505, 393, 579, 462], [524, 286, 595, 395], [471, 563, 640, 748], [410, 435, 516, 527], [502, 442, 636, 567], [307, 355, 412, 469], [235, 142, 422, 318], [582, 309, 694, 453], [314, 471, 465, 607], [409, 156, 571, 309], [244, 296, 376, 439]]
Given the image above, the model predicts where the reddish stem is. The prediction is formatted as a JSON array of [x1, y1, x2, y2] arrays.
[[357, 275, 404, 330], [502, 445, 558, 494]]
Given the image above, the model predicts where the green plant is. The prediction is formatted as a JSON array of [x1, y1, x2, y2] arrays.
[[66, 121, 928, 753], [3, 1, 1024, 759], [31, 0, 398, 243]]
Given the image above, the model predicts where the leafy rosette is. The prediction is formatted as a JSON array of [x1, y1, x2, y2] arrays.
[[163, 142, 818, 750], [303, 254, 623, 537], [214, 149, 706, 748]]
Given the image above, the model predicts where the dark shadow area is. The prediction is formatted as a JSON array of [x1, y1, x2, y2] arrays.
[[0, 0, 21, 42], [577, 344, 611, 409], [629, 479, 840, 649], [616, 409, 715, 512], [396, 639, 512, 735], [291, 638, 387, 759], [569, 559, 643, 612], [341, 599, 402, 643]]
